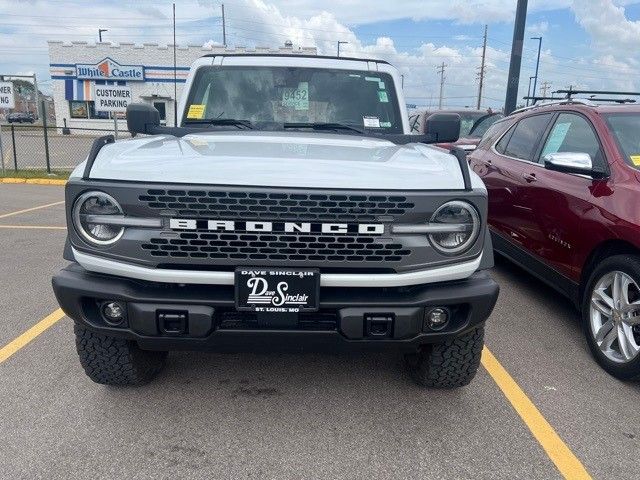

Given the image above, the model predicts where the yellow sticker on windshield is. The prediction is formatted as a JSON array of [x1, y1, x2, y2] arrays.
[[630, 155, 640, 166], [187, 104, 205, 119]]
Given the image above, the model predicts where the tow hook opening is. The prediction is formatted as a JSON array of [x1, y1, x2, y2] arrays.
[[158, 311, 188, 335], [364, 314, 394, 339]]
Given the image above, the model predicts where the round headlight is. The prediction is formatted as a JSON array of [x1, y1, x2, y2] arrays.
[[428, 201, 480, 255], [72, 191, 124, 246]]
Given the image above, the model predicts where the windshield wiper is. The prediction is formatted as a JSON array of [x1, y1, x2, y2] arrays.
[[184, 118, 253, 129], [283, 122, 365, 134]]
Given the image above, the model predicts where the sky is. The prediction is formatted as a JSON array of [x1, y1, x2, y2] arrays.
[[1, 0, 640, 110]]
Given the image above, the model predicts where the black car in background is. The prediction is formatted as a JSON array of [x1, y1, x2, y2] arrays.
[[7, 112, 35, 123]]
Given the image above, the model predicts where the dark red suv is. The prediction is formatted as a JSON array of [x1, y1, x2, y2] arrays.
[[468, 101, 640, 380]]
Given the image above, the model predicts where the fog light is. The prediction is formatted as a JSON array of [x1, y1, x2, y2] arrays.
[[426, 307, 449, 330], [102, 301, 125, 325]]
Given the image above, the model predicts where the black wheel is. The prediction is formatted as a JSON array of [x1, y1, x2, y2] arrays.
[[582, 254, 640, 381], [74, 324, 167, 386], [404, 326, 484, 388]]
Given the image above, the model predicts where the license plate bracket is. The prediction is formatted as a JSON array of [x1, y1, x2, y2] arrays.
[[235, 267, 320, 313]]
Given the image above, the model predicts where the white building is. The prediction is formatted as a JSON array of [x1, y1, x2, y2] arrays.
[[47, 41, 317, 130]]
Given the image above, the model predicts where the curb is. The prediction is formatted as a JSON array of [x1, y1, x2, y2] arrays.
[[1, 178, 67, 185]]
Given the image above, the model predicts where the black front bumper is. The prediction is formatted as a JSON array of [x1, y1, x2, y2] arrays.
[[52, 263, 499, 353]]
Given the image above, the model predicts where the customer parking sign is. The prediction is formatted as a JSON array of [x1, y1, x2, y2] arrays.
[[0, 82, 15, 109], [93, 85, 132, 112]]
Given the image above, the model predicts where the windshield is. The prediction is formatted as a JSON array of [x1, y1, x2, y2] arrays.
[[468, 113, 504, 138], [458, 112, 488, 137], [182, 66, 403, 133], [605, 113, 640, 169]]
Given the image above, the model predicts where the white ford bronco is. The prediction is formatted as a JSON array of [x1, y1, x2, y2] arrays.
[[52, 53, 498, 388]]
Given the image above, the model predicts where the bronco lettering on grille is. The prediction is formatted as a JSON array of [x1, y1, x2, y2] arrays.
[[169, 219, 385, 235]]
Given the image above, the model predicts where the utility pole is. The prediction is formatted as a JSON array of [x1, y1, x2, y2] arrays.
[[172, 3, 177, 127], [221, 4, 226, 47], [98, 29, 107, 42], [504, 0, 528, 114], [476, 24, 488, 110], [531, 36, 543, 104], [437, 62, 447, 109], [337, 41, 348, 57], [540, 81, 552, 97]]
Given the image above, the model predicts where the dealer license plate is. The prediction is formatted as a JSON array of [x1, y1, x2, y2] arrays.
[[235, 268, 320, 313]]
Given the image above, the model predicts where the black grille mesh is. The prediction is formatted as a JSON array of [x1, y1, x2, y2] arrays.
[[141, 232, 411, 263], [138, 189, 415, 221]]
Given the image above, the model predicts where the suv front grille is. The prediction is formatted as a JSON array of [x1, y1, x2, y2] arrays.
[[138, 189, 415, 222], [141, 231, 411, 263]]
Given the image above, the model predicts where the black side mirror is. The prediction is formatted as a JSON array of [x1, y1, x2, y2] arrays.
[[424, 113, 461, 143], [127, 103, 160, 135]]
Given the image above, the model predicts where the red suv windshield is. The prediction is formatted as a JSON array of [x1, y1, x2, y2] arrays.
[[605, 113, 640, 169]]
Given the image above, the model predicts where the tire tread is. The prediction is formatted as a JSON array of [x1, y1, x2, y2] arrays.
[[406, 326, 484, 388], [74, 324, 166, 386]]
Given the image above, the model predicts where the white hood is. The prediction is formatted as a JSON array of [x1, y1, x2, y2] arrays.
[[85, 131, 482, 190]]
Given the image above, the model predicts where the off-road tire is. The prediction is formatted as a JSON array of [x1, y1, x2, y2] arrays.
[[405, 326, 484, 388], [582, 254, 640, 381], [74, 324, 167, 386]]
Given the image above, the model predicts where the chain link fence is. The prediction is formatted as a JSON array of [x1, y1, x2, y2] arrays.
[[0, 123, 133, 174]]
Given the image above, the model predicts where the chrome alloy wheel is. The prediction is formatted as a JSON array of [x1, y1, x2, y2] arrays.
[[590, 271, 640, 363]]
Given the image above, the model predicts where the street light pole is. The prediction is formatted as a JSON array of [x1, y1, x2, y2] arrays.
[[531, 36, 543, 106], [526, 76, 535, 106], [98, 29, 107, 42]]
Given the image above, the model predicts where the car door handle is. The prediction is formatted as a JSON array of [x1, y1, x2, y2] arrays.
[[480, 159, 492, 166], [522, 172, 537, 182]]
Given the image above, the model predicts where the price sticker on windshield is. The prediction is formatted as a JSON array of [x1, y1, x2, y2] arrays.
[[187, 104, 205, 119], [282, 82, 309, 110]]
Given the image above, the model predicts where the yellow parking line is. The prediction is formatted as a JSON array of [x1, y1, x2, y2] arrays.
[[1, 178, 67, 185], [0, 200, 64, 220], [0, 309, 66, 364], [482, 347, 591, 480], [0, 225, 66, 230]]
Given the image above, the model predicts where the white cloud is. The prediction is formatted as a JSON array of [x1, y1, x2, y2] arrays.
[[571, 0, 640, 51], [527, 20, 549, 35]]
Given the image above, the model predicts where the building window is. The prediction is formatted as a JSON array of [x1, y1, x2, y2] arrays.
[[69, 101, 110, 120], [70, 101, 88, 119], [88, 102, 110, 120]]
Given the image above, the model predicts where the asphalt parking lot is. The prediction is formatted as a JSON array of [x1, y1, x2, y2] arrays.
[[1, 183, 638, 479]]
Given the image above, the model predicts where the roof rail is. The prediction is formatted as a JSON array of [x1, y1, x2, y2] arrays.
[[511, 98, 595, 115], [556, 88, 640, 98], [588, 97, 636, 104]]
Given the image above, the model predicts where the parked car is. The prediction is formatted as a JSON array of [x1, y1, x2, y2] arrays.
[[52, 53, 499, 388], [468, 100, 640, 380], [410, 109, 503, 151], [7, 112, 35, 123]]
